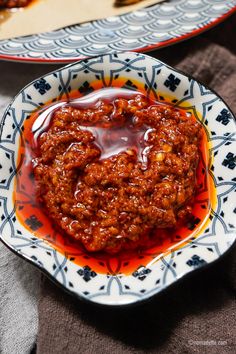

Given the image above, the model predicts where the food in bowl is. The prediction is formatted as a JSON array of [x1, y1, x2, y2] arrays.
[[2, 51, 233, 306], [24, 87, 202, 253]]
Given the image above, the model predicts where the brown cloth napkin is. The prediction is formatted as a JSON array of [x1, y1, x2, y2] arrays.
[[36, 14, 236, 354]]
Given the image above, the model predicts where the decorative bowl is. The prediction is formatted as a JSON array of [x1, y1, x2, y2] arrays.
[[0, 52, 235, 306]]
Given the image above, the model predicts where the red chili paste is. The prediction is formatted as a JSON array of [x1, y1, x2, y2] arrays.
[[31, 88, 202, 253]]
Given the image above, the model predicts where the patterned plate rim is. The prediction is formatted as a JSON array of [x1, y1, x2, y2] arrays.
[[0, 1, 235, 64], [0, 52, 236, 306], [1, 231, 235, 308]]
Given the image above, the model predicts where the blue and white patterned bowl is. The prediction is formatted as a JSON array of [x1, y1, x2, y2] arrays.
[[0, 52, 235, 306]]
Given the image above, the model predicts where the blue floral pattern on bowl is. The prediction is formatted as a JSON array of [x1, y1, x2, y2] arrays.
[[0, 52, 235, 306]]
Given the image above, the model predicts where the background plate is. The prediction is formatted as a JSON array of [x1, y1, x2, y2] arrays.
[[0, 0, 235, 63]]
